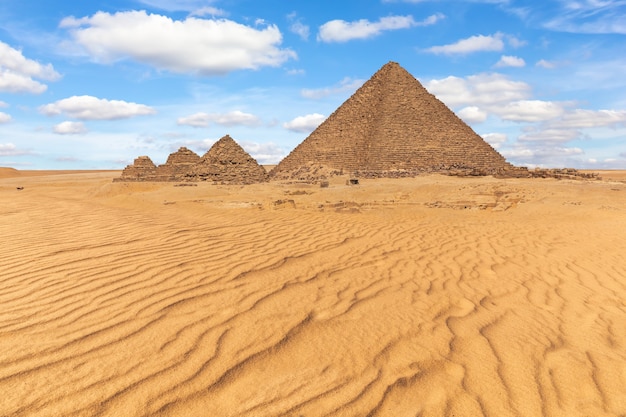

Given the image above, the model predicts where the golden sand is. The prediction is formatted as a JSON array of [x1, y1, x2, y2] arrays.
[[1, 170, 625, 416]]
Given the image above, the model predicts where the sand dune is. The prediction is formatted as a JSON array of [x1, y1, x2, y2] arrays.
[[1, 171, 625, 416]]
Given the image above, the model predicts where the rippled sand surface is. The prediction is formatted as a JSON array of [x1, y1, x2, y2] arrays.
[[1, 170, 625, 416]]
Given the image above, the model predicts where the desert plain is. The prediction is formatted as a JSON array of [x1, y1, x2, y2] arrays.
[[0, 168, 625, 417]]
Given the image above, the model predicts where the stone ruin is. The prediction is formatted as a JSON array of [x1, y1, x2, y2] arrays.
[[270, 61, 514, 182], [115, 135, 268, 184]]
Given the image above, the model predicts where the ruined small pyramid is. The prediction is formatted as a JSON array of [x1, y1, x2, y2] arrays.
[[191, 135, 268, 184], [154, 147, 201, 181], [270, 61, 512, 180], [115, 156, 157, 182]]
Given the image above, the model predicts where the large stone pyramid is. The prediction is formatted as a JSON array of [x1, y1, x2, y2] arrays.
[[190, 135, 269, 184], [270, 61, 512, 180]]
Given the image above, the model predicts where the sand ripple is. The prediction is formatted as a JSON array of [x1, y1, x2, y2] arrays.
[[1, 173, 625, 416]]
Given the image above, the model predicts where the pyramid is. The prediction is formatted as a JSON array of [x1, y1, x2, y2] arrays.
[[154, 147, 201, 181], [115, 156, 157, 182], [270, 61, 512, 180], [190, 135, 268, 184]]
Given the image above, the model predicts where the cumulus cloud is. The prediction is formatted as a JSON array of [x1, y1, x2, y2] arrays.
[[301, 77, 365, 99], [425, 32, 505, 55], [502, 145, 584, 159], [177, 110, 261, 128], [458, 106, 488, 123], [494, 55, 526, 68], [0, 41, 61, 94], [0, 112, 12, 123], [40, 95, 156, 120], [554, 109, 626, 129], [425, 73, 530, 107], [54, 121, 87, 135], [492, 100, 567, 122], [518, 128, 582, 143], [283, 113, 326, 133], [318, 14, 444, 43], [60, 10, 296, 75]]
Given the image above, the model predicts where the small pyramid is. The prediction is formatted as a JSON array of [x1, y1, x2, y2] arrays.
[[270, 61, 512, 180], [191, 135, 268, 184], [154, 147, 201, 181], [164, 147, 201, 165], [115, 156, 157, 182]]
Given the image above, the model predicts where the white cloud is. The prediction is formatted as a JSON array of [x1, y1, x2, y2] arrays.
[[425, 32, 505, 55], [0, 112, 12, 123], [506, 35, 527, 48], [60, 11, 296, 75], [287, 13, 310, 41], [481, 133, 507, 149], [177, 110, 261, 127], [137, 0, 222, 12], [301, 77, 365, 99], [458, 106, 488, 123], [0, 101, 7, 108], [54, 121, 87, 135], [0, 143, 27, 156], [0, 70, 47, 94], [40, 95, 156, 120], [500, 144, 587, 168], [283, 113, 326, 133], [189, 7, 228, 17], [555, 109, 626, 129], [536, 59, 557, 69], [287, 68, 305, 76], [317, 14, 443, 43], [240, 141, 287, 164], [0, 41, 60, 81], [0, 41, 61, 94], [494, 55, 526, 68], [425, 73, 530, 107], [290, 21, 310, 41], [493, 100, 567, 122], [518, 128, 581, 143], [544, 1, 626, 34]]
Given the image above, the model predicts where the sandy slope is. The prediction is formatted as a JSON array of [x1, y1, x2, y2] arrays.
[[0, 171, 625, 417]]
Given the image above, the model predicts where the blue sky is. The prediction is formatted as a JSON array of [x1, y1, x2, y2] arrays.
[[1, 0, 625, 169]]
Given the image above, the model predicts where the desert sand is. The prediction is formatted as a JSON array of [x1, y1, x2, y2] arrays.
[[1, 170, 625, 417]]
